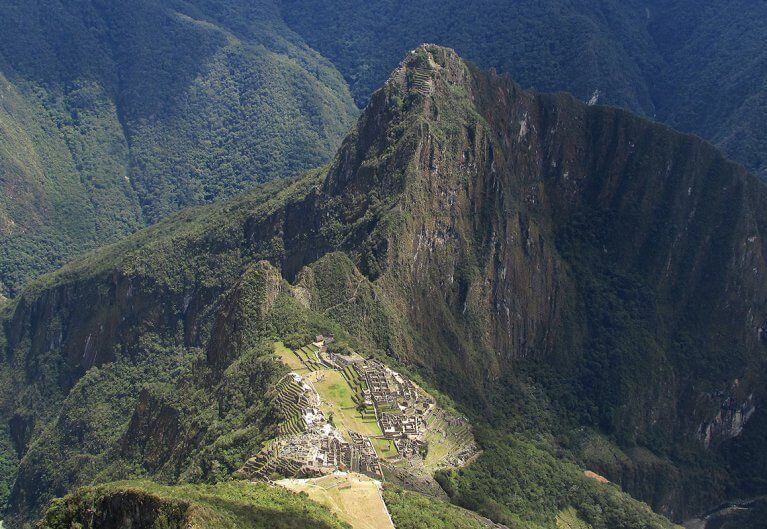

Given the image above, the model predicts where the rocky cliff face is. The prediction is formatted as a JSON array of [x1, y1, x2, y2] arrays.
[[316, 44, 767, 516], [2, 45, 767, 524], [38, 488, 188, 529], [320, 45, 767, 462]]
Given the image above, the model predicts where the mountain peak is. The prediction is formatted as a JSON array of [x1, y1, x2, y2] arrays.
[[322, 45, 475, 196], [385, 44, 471, 98]]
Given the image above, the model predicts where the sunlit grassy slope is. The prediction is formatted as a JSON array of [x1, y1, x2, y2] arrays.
[[38, 480, 352, 529]]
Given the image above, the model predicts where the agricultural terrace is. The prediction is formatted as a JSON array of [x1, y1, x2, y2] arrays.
[[274, 341, 308, 373], [423, 412, 474, 469]]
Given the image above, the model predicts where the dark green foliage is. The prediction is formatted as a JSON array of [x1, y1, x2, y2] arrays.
[[25, 170, 318, 297], [302, 252, 400, 355], [1, 239, 393, 523], [553, 208, 671, 443], [3, 44, 766, 529], [2, 309, 282, 524], [0, 424, 17, 508], [278, 0, 656, 111], [4, 340, 198, 523], [648, 1, 767, 182], [722, 406, 767, 495], [0, 0, 357, 296], [436, 433, 675, 529], [3, 265, 305, 523], [543, 196, 763, 512], [163, 345, 282, 483]]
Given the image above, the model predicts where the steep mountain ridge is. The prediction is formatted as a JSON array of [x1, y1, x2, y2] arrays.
[[1, 45, 766, 526]]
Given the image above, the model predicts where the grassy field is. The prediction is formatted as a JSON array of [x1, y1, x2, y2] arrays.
[[273, 341, 309, 373], [307, 370, 383, 438], [277, 473, 394, 529], [314, 369, 356, 408], [372, 438, 397, 459]]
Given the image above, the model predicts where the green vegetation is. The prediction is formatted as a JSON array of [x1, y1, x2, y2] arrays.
[[371, 438, 396, 459], [24, 170, 316, 297], [2, 327, 283, 524], [423, 415, 466, 469], [274, 341, 309, 373], [5, 0, 766, 300], [279, 0, 656, 110], [383, 486, 503, 529], [38, 480, 352, 529], [3, 43, 764, 529], [436, 434, 676, 529], [0, 0, 357, 296], [309, 370, 383, 438], [313, 370, 356, 408], [556, 508, 592, 529], [10, 342, 197, 494], [1, 227, 409, 523], [0, 423, 17, 508]]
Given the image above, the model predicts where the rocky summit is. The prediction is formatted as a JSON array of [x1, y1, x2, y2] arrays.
[[1, 45, 767, 529]]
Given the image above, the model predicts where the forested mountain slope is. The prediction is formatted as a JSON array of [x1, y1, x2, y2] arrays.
[[2, 45, 766, 528], [278, 0, 767, 181], [0, 0, 357, 297]]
